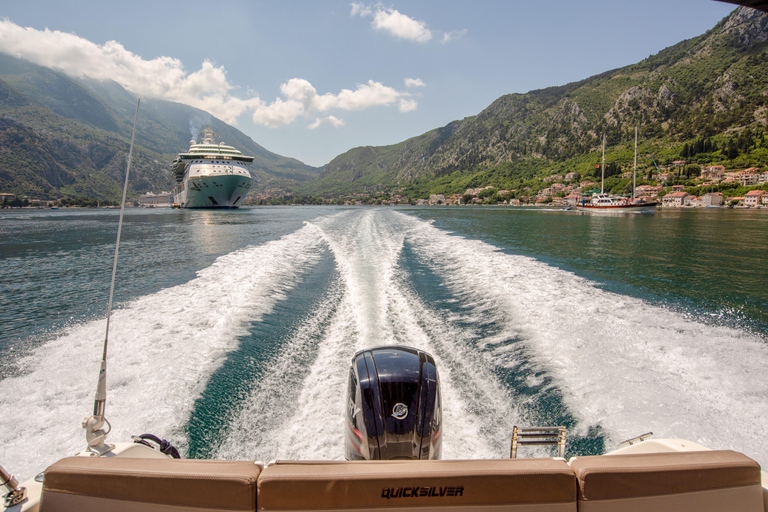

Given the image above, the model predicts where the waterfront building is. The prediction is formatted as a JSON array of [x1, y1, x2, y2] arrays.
[[701, 192, 723, 207], [662, 191, 690, 208], [744, 190, 765, 207], [428, 194, 445, 205], [138, 192, 174, 207]]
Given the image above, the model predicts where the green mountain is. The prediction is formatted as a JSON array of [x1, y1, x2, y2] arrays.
[[310, 7, 768, 198], [0, 54, 319, 201]]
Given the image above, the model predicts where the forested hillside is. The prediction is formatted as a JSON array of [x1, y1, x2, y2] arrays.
[[0, 54, 319, 201], [310, 7, 768, 198]]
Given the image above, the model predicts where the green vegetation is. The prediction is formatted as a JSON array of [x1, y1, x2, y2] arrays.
[[301, 8, 767, 202], [0, 53, 318, 203]]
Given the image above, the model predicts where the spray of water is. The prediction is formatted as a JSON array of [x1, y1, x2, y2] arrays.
[[0, 224, 325, 480], [2, 209, 767, 479]]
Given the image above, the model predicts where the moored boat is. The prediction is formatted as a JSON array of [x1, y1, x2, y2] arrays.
[[575, 129, 658, 213]]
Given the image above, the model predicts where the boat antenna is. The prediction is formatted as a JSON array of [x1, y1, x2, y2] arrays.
[[82, 98, 140, 455]]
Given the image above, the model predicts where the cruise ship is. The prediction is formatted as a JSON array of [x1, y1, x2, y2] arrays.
[[171, 127, 254, 208]]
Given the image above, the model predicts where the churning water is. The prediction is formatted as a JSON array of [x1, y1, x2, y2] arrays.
[[0, 206, 766, 480]]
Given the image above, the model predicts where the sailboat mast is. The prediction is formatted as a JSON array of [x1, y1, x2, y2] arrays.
[[634, 126, 638, 198], [601, 133, 605, 194]]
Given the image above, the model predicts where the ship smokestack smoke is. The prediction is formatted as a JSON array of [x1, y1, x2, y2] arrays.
[[189, 113, 212, 142]]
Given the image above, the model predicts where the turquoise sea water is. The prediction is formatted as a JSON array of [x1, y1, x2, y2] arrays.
[[0, 206, 766, 480]]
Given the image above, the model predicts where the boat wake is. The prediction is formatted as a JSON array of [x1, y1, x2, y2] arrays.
[[1, 209, 766, 480], [0, 224, 325, 480]]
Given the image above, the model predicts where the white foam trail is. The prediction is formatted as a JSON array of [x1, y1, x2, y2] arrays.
[[404, 211, 768, 466], [219, 210, 525, 461], [0, 224, 325, 480]]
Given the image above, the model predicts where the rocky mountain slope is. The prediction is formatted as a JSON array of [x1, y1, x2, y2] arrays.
[[0, 54, 319, 201], [312, 7, 768, 196]]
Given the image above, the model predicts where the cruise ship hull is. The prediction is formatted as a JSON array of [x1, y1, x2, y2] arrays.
[[174, 174, 251, 209]]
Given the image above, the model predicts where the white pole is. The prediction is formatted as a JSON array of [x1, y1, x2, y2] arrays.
[[601, 133, 606, 194], [83, 98, 140, 455], [634, 126, 638, 198]]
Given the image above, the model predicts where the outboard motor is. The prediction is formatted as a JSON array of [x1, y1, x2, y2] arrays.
[[345, 345, 442, 460]]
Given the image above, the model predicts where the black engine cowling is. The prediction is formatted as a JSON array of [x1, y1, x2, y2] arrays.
[[345, 345, 442, 460]]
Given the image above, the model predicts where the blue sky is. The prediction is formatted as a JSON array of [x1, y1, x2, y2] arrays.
[[1, 0, 736, 166]]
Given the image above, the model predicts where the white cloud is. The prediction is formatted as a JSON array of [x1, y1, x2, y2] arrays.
[[404, 77, 426, 88], [349, 2, 372, 17], [398, 98, 418, 113], [372, 8, 432, 43], [351, 4, 432, 43], [253, 79, 415, 127], [0, 19, 418, 128], [351, 4, 465, 45], [442, 29, 468, 43], [308, 116, 345, 129]]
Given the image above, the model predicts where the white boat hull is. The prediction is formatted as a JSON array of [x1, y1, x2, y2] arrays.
[[173, 174, 251, 209], [574, 202, 658, 213]]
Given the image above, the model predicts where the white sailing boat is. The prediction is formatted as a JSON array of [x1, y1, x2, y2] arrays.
[[576, 128, 658, 212]]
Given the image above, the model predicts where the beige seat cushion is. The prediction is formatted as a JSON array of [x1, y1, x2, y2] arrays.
[[40, 456, 261, 512], [570, 450, 763, 512], [257, 458, 576, 511]]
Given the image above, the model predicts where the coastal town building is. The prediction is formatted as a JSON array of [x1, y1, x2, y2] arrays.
[[737, 168, 761, 187], [744, 190, 765, 207], [701, 192, 723, 207], [701, 165, 725, 179], [635, 185, 663, 197], [138, 192, 173, 207], [565, 172, 578, 181], [662, 191, 690, 207], [0, 193, 16, 202], [428, 194, 445, 205]]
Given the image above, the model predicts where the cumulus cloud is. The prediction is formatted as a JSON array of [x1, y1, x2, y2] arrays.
[[351, 4, 465, 45], [398, 98, 418, 113], [251, 78, 416, 127], [442, 28, 468, 43], [404, 77, 426, 88], [308, 116, 345, 130], [0, 19, 417, 128], [351, 4, 432, 43]]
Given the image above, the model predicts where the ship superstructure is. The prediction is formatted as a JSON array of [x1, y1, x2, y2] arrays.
[[172, 127, 254, 208]]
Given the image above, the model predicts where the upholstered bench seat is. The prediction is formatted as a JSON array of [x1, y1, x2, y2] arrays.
[[40, 456, 262, 512], [570, 450, 763, 512], [256, 458, 577, 511]]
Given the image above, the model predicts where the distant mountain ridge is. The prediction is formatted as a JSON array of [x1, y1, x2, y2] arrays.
[[311, 7, 768, 197], [0, 54, 319, 200]]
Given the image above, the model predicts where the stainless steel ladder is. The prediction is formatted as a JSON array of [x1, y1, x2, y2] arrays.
[[510, 426, 566, 458]]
